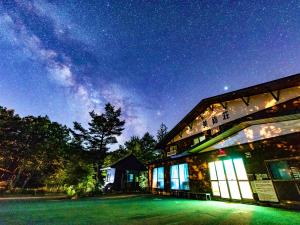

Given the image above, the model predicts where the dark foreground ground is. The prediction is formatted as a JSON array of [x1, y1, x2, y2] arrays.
[[0, 195, 299, 225]]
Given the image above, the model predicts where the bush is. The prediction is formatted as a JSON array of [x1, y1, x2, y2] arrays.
[[64, 172, 98, 198], [139, 171, 149, 192]]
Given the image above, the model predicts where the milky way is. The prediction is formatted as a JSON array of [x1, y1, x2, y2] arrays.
[[1, 0, 300, 145]]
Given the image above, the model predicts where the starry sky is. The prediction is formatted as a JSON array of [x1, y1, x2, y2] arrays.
[[1, 0, 300, 145]]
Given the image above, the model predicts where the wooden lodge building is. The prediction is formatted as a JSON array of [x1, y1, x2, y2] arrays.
[[149, 73, 300, 205], [102, 154, 147, 193]]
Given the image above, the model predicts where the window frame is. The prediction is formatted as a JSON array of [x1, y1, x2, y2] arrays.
[[152, 167, 165, 189], [170, 163, 190, 190]]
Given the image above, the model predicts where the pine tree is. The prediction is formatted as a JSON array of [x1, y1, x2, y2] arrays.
[[156, 123, 168, 143], [71, 103, 125, 181]]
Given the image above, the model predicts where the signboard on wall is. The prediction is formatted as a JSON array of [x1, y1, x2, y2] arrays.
[[254, 180, 279, 202], [168, 86, 300, 144]]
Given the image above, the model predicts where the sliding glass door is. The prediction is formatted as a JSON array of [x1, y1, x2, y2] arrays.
[[209, 158, 253, 200]]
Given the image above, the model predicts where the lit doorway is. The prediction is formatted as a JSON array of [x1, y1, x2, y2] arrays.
[[209, 158, 253, 200]]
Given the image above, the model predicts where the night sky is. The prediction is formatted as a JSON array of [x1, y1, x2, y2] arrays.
[[1, 1, 300, 144]]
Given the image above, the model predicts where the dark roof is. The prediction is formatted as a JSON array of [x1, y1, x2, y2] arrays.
[[109, 153, 147, 171], [157, 73, 300, 148]]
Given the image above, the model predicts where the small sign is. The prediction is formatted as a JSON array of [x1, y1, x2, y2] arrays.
[[255, 173, 269, 180], [254, 180, 278, 202], [217, 149, 227, 157]]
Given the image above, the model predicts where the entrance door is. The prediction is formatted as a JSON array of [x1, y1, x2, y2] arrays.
[[209, 158, 253, 200]]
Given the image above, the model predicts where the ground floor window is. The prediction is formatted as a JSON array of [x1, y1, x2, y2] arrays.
[[170, 163, 190, 190], [266, 157, 300, 202], [209, 158, 253, 200], [269, 160, 295, 180], [152, 167, 164, 189], [127, 173, 134, 182], [105, 168, 116, 184]]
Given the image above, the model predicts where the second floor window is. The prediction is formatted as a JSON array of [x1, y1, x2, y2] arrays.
[[167, 145, 177, 157]]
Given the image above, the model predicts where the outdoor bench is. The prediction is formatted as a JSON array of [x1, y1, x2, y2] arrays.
[[188, 192, 211, 200]]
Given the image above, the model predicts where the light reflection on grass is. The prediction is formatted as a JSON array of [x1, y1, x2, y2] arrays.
[[0, 196, 299, 225]]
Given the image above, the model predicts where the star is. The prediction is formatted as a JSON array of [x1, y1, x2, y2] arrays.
[[0, 0, 299, 144]]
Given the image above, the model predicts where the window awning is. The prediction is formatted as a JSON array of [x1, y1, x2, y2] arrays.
[[189, 114, 300, 154]]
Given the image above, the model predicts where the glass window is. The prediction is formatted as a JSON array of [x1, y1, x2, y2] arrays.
[[171, 165, 179, 190], [269, 161, 292, 180], [228, 181, 241, 199], [219, 181, 230, 198], [157, 167, 164, 189], [152, 168, 157, 188], [179, 163, 189, 190], [106, 168, 116, 183], [224, 159, 236, 180], [208, 162, 218, 180], [208, 159, 253, 200], [211, 181, 220, 196], [193, 138, 200, 145], [152, 167, 164, 189], [127, 174, 134, 182], [215, 161, 226, 180], [239, 181, 253, 199], [233, 158, 248, 180], [199, 135, 206, 142], [171, 163, 190, 190]]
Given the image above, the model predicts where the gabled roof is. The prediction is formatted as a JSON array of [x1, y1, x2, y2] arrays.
[[108, 153, 147, 171], [157, 73, 300, 148]]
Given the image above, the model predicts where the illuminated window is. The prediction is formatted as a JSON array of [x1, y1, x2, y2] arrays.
[[105, 168, 116, 184], [170, 145, 177, 151], [269, 161, 292, 180], [193, 135, 206, 146], [193, 138, 200, 145], [211, 126, 220, 135], [224, 159, 241, 200], [171, 163, 190, 190], [127, 173, 134, 182], [208, 158, 253, 200], [152, 167, 164, 189], [215, 161, 230, 198], [167, 145, 177, 157]]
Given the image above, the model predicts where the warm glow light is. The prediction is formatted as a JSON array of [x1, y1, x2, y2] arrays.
[[215, 161, 226, 180], [219, 181, 230, 198], [208, 162, 217, 180], [152, 168, 157, 188], [228, 181, 241, 199], [239, 181, 253, 199], [224, 159, 236, 180], [233, 159, 248, 180], [211, 181, 220, 196], [209, 158, 253, 200]]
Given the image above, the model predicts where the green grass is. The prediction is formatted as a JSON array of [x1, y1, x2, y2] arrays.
[[0, 195, 299, 225]]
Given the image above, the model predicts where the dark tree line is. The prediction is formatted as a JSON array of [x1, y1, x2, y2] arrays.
[[0, 104, 168, 196], [0, 103, 125, 194], [0, 107, 70, 189], [104, 123, 168, 167]]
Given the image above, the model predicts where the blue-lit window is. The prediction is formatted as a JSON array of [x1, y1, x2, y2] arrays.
[[127, 173, 134, 182], [152, 167, 164, 189], [171, 163, 190, 190]]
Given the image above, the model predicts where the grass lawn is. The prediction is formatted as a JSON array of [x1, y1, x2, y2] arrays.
[[0, 195, 299, 225]]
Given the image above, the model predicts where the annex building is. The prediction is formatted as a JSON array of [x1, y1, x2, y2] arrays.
[[149, 73, 300, 205]]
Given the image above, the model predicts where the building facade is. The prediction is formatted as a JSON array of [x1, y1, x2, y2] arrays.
[[102, 154, 147, 193], [149, 74, 300, 205]]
